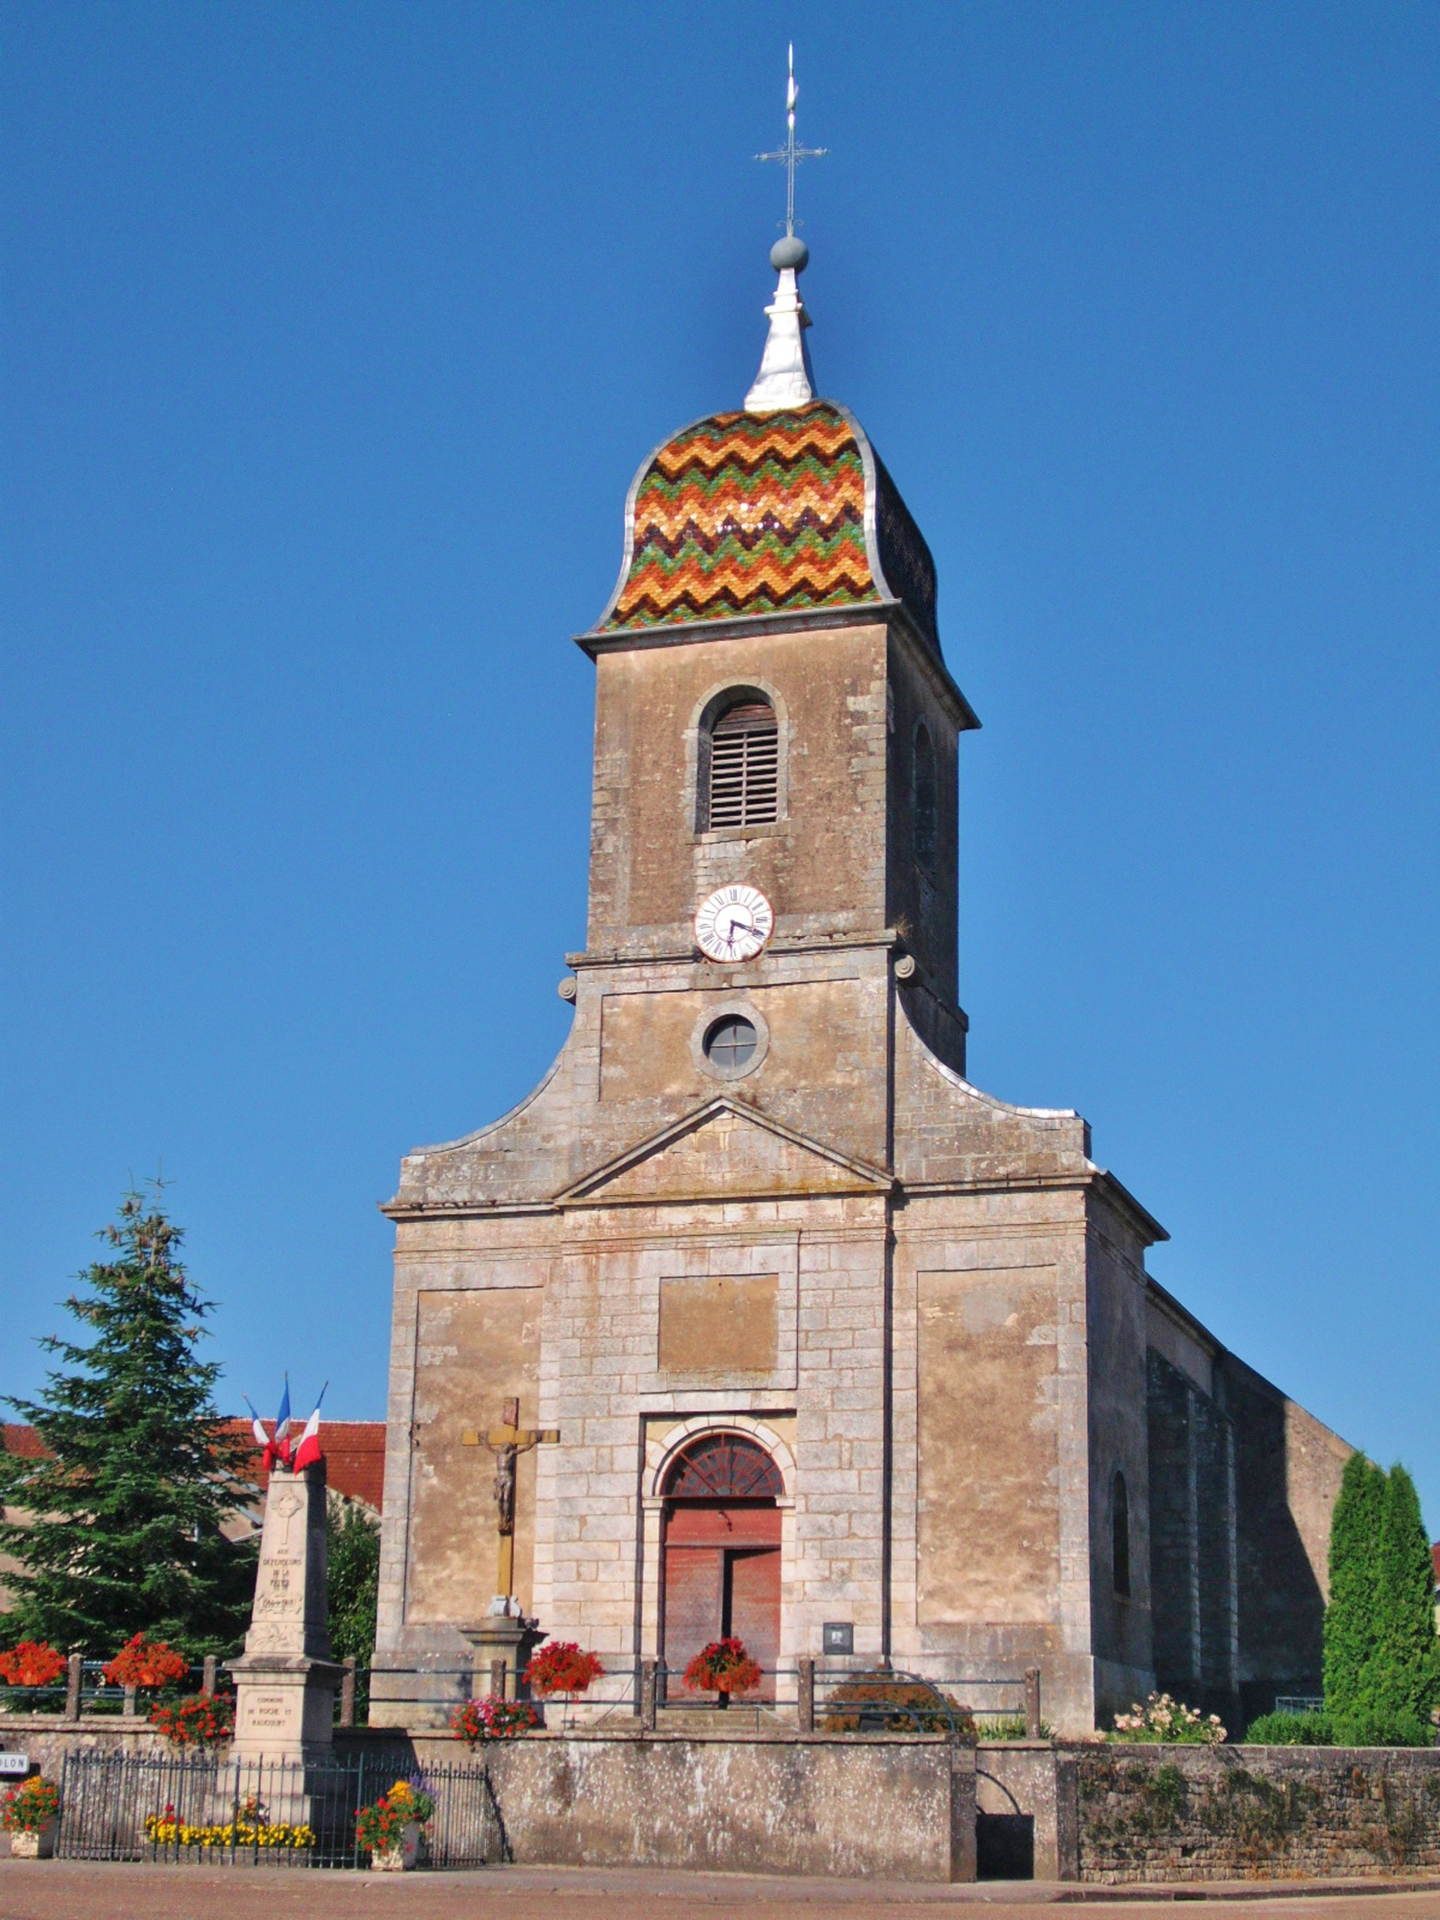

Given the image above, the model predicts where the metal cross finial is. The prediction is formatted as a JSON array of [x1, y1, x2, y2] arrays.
[[755, 44, 826, 237]]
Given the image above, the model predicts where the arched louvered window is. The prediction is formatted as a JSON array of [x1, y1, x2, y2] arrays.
[[1112, 1470, 1131, 1598], [702, 694, 779, 831], [914, 723, 937, 870]]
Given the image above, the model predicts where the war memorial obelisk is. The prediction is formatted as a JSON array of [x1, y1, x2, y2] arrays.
[[228, 1458, 345, 1758]]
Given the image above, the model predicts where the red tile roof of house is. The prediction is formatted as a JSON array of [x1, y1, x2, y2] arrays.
[[4, 1419, 386, 1514], [221, 1420, 386, 1512], [1, 1424, 47, 1460]]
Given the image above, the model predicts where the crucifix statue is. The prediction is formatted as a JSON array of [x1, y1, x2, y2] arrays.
[[462, 1396, 559, 1605]]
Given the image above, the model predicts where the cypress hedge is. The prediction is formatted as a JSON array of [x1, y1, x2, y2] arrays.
[[1323, 1451, 1439, 1746], [1323, 1452, 1386, 1730]]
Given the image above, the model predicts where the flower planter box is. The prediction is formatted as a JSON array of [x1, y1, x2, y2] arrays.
[[369, 1821, 423, 1871], [8, 1817, 58, 1859]]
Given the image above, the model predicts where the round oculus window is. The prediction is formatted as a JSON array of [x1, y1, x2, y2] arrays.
[[703, 1014, 758, 1072]]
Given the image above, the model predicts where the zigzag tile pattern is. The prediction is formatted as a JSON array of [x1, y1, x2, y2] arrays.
[[606, 403, 879, 628]]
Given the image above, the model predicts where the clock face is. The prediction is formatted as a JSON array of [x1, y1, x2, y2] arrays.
[[694, 884, 774, 963]]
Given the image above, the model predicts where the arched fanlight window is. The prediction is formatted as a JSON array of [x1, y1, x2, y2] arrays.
[[914, 722, 937, 870], [1112, 1470, 1131, 1598], [701, 693, 778, 831], [663, 1431, 783, 1501]]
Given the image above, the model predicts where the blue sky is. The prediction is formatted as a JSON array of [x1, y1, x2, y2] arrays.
[[3, 3, 1437, 1534]]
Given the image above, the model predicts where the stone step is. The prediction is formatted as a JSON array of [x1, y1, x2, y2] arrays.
[[655, 1705, 791, 1736]]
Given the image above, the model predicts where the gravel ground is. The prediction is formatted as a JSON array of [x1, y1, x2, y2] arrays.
[[3, 1863, 1440, 1920]]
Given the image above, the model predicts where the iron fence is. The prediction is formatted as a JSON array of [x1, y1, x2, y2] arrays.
[[56, 1747, 500, 1869], [6, 1653, 1042, 1739], [362, 1657, 1041, 1736], [1, 1655, 369, 1727], [0, 1660, 123, 1717], [812, 1667, 1030, 1736]]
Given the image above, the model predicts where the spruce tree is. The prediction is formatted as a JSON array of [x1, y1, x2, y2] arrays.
[[0, 1187, 257, 1658], [1369, 1463, 1440, 1736], [1322, 1450, 1385, 1729]]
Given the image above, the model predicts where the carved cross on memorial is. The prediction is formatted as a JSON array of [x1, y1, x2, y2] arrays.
[[461, 1396, 559, 1605]]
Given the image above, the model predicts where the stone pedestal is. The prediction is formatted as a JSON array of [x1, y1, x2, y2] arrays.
[[227, 1460, 345, 1758], [461, 1599, 540, 1699]]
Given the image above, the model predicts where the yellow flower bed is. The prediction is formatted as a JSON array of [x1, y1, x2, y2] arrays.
[[144, 1811, 315, 1849]]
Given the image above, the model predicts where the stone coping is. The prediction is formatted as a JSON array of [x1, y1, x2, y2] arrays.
[[0, 1713, 1047, 1751], [1070, 1739, 1440, 1757]]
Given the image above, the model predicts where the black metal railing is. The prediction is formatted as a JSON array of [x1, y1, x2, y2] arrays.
[[365, 1658, 1042, 1737], [56, 1747, 499, 1868], [0, 1654, 374, 1728], [7, 1653, 1044, 1740], [0, 1657, 197, 1720]]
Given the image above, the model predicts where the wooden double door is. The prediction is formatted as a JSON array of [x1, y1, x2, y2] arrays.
[[661, 1499, 781, 1700]]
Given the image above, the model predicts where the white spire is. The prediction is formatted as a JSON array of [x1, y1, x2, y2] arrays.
[[746, 47, 826, 414], [744, 260, 816, 412]]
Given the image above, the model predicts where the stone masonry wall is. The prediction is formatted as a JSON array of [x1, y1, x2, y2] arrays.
[[3, 1720, 978, 1883], [1147, 1349, 1238, 1725], [0, 1715, 166, 1782], [1077, 1745, 1440, 1882], [475, 1730, 975, 1880]]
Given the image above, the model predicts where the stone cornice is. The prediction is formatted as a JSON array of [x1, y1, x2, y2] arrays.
[[565, 926, 901, 972], [576, 599, 980, 733]]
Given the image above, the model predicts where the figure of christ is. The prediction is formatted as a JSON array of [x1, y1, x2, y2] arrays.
[[461, 1396, 559, 1603]]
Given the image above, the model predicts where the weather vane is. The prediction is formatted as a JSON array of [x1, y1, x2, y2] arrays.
[[756, 45, 826, 238]]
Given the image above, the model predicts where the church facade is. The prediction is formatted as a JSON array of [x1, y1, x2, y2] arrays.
[[372, 238, 1349, 1737]]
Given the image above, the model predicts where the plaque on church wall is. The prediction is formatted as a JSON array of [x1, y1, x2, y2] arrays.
[[658, 1274, 779, 1377], [407, 1287, 542, 1622], [916, 1267, 1061, 1624]]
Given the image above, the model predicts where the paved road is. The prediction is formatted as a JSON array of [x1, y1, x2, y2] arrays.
[[3, 1864, 1440, 1920]]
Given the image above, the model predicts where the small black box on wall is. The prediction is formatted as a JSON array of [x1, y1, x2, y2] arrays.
[[822, 1622, 853, 1654]]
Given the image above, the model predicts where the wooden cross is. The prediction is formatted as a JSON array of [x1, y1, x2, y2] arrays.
[[461, 1396, 559, 1601]]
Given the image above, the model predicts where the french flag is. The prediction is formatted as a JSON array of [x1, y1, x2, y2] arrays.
[[272, 1379, 293, 1466], [291, 1383, 328, 1473]]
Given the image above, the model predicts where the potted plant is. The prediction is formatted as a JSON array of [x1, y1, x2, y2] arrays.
[[356, 1779, 435, 1871], [682, 1636, 763, 1704], [3, 1776, 61, 1859], [102, 1633, 189, 1691], [0, 1641, 67, 1711], [449, 1695, 539, 1746], [522, 1641, 604, 1724], [150, 1691, 235, 1748]]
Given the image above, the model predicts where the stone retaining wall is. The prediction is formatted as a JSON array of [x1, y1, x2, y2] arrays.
[[0, 1714, 165, 1778], [1, 1718, 978, 1881], [1076, 1744, 1440, 1882], [15, 1717, 1435, 1885], [471, 1731, 976, 1880], [976, 1741, 1077, 1880]]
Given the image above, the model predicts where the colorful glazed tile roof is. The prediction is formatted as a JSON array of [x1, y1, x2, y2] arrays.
[[597, 401, 940, 653]]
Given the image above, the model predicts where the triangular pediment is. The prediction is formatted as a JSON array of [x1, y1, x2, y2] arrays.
[[556, 1098, 892, 1207]]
